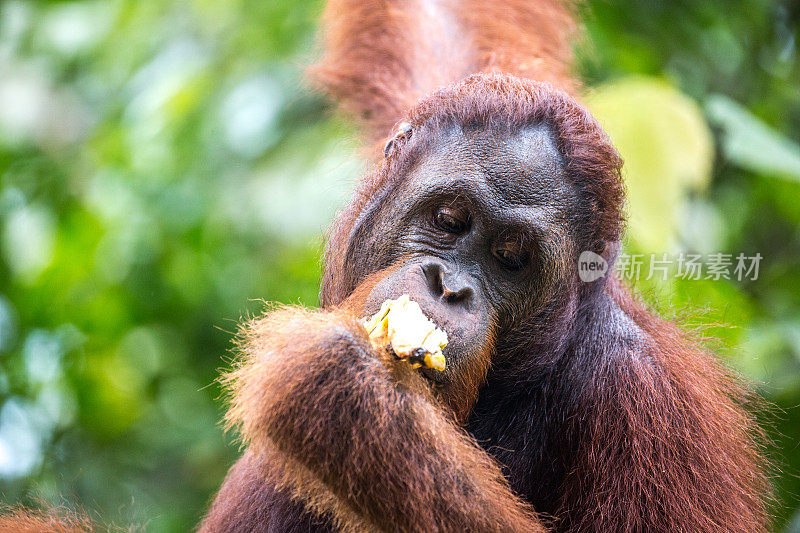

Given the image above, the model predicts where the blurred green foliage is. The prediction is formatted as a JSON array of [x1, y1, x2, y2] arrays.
[[0, 0, 798, 530]]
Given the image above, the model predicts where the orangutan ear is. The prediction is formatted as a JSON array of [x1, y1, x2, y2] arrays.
[[383, 122, 413, 158]]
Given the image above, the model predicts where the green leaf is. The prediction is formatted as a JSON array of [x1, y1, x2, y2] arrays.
[[707, 94, 800, 182]]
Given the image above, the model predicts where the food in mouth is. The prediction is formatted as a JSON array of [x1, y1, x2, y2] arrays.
[[363, 295, 448, 371]]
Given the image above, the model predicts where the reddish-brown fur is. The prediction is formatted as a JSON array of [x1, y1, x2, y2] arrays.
[[553, 277, 768, 531], [311, 0, 577, 145], [0, 507, 95, 533], [208, 305, 543, 532]]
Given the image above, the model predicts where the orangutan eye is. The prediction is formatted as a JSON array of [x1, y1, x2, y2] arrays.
[[492, 242, 526, 270], [434, 207, 469, 234]]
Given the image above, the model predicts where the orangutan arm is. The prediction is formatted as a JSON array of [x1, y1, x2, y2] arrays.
[[214, 306, 543, 533]]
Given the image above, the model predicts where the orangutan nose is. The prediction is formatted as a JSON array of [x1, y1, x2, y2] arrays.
[[422, 261, 475, 308]]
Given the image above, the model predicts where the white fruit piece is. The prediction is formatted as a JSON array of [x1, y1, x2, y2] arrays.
[[363, 295, 448, 371]]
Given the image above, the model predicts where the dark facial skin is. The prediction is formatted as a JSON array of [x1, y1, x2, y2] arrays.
[[355, 123, 582, 392]]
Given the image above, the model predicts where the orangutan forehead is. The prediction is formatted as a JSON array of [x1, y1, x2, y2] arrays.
[[409, 123, 573, 207]]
